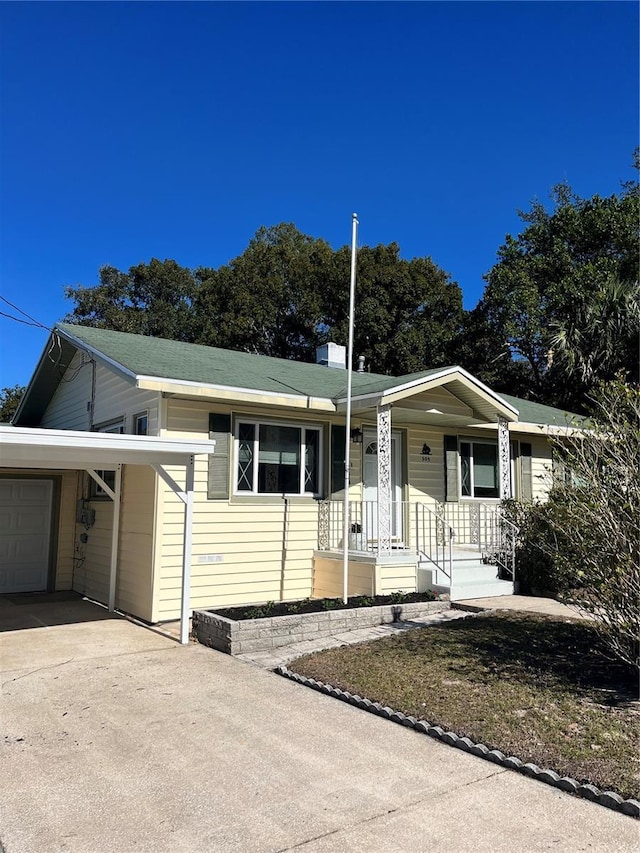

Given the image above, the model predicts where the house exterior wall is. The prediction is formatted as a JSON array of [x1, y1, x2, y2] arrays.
[[73, 465, 156, 622], [56, 470, 77, 590], [152, 399, 326, 621], [34, 353, 559, 623], [40, 351, 93, 430], [530, 434, 553, 500], [41, 352, 160, 435], [39, 354, 160, 621], [149, 399, 559, 621]]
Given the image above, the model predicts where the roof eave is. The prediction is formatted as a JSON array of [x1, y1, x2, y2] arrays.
[[139, 376, 337, 411], [334, 367, 519, 421]]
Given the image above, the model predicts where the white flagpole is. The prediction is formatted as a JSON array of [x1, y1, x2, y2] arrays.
[[343, 213, 359, 604]]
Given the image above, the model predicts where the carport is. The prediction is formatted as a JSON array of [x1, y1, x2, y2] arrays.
[[0, 425, 214, 644]]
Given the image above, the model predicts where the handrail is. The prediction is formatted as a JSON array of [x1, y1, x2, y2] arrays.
[[415, 502, 454, 583], [478, 503, 518, 582]]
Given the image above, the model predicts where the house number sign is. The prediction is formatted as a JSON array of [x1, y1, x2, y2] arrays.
[[421, 443, 431, 463]]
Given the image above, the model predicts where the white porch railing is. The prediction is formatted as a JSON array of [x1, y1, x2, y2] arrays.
[[415, 502, 454, 581], [439, 502, 517, 580], [318, 499, 518, 582], [318, 500, 412, 556]]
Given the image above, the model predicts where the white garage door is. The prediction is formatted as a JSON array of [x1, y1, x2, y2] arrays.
[[0, 479, 53, 594]]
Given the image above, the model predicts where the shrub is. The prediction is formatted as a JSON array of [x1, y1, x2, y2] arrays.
[[506, 379, 639, 669]]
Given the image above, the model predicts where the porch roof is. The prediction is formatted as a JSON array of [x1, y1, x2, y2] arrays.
[[334, 366, 520, 423]]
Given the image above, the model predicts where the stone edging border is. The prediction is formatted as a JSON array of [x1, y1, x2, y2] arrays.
[[275, 665, 640, 819]]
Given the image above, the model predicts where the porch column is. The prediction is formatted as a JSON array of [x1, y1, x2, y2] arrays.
[[498, 417, 511, 499], [180, 455, 195, 646], [376, 403, 392, 555], [108, 464, 123, 612]]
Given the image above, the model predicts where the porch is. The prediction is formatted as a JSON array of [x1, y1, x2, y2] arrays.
[[315, 499, 516, 601]]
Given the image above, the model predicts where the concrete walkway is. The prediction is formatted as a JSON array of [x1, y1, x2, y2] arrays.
[[455, 593, 591, 620], [1, 598, 636, 852]]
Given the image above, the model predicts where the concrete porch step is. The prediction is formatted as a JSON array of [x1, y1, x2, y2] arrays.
[[448, 578, 514, 601], [417, 561, 514, 600]]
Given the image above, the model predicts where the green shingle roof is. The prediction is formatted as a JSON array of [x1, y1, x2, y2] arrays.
[[498, 393, 586, 427], [54, 324, 584, 427], [57, 324, 451, 401]]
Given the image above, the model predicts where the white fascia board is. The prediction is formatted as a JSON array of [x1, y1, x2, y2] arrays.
[[0, 426, 214, 470], [508, 422, 585, 436], [138, 375, 336, 412], [336, 367, 519, 420], [471, 421, 585, 437], [334, 367, 460, 406], [55, 326, 138, 383]]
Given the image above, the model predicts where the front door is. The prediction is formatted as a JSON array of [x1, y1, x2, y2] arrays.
[[362, 430, 404, 544]]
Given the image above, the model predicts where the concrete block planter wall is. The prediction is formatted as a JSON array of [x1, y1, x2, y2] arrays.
[[192, 600, 449, 655]]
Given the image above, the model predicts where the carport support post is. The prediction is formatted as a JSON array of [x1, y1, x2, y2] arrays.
[[180, 455, 195, 646], [108, 465, 123, 612]]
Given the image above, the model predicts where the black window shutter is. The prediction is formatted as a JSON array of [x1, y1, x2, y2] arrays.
[[444, 435, 458, 502], [208, 413, 231, 500], [331, 425, 346, 496]]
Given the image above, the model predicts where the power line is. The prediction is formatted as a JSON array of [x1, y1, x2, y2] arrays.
[[0, 310, 45, 329], [0, 295, 52, 331]]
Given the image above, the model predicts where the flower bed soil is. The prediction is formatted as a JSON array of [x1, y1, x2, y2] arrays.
[[212, 591, 438, 621]]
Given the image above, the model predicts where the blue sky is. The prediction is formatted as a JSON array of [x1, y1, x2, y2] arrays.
[[1, 1, 637, 387]]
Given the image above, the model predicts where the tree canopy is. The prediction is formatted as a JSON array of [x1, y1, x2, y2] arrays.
[[65, 259, 197, 341], [65, 223, 464, 376], [0, 385, 26, 423], [463, 168, 639, 411], [63, 157, 638, 405]]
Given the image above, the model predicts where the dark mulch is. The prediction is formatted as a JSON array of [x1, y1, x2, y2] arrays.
[[210, 591, 437, 621], [291, 611, 640, 800]]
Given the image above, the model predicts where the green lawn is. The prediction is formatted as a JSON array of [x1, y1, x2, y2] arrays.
[[291, 611, 639, 800]]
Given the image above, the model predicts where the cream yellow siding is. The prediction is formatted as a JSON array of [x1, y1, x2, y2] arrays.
[[41, 353, 160, 435], [312, 554, 416, 598], [407, 425, 446, 505], [40, 351, 93, 430], [73, 497, 112, 604], [55, 471, 78, 590], [150, 403, 561, 620], [312, 555, 375, 598], [92, 362, 160, 434], [376, 559, 417, 594], [152, 399, 332, 621], [115, 465, 155, 622], [74, 465, 156, 621], [530, 434, 554, 500]]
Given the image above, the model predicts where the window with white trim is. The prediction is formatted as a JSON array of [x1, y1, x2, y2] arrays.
[[235, 420, 322, 496], [134, 412, 148, 435], [460, 440, 499, 499], [92, 420, 124, 497]]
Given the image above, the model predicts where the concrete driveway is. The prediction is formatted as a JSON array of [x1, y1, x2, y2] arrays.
[[1, 599, 637, 853]]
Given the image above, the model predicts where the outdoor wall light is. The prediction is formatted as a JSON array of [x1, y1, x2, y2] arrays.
[[350, 427, 363, 444]]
